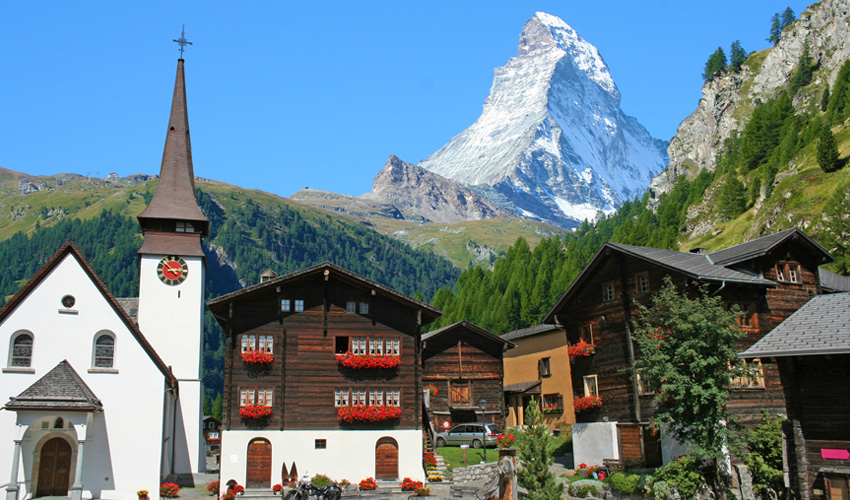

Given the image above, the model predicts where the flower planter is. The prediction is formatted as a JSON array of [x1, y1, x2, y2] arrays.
[[573, 395, 602, 413], [239, 404, 272, 419], [241, 350, 274, 365], [568, 340, 597, 358], [336, 352, 400, 369], [338, 405, 401, 423]]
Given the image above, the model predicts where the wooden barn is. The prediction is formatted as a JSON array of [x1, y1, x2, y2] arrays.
[[741, 292, 850, 500], [542, 228, 834, 468], [207, 263, 441, 486], [421, 321, 514, 435]]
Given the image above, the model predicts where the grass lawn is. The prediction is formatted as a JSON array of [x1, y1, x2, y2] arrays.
[[436, 446, 498, 471]]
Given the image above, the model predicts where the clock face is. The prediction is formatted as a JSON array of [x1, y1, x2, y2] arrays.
[[157, 256, 189, 286]]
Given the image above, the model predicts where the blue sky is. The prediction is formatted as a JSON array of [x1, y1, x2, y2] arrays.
[[1, 1, 809, 198]]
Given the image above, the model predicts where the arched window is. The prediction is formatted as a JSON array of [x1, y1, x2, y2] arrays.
[[10, 331, 33, 367], [93, 332, 115, 368]]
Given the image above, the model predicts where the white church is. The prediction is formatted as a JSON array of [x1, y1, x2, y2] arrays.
[[1, 55, 208, 500]]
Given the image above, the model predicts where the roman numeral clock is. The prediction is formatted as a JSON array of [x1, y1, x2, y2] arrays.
[[157, 255, 189, 286]]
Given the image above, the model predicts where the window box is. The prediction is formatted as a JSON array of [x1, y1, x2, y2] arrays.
[[241, 350, 274, 365], [573, 395, 602, 413], [336, 352, 400, 369], [337, 405, 401, 423], [239, 404, 272, 419], [568, 339, 597, 358]]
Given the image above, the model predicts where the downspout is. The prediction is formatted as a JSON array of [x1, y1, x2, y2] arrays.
[[710, 280, 727, 297]]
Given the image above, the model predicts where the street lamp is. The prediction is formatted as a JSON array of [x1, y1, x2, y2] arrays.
[[479, 398, 488, 462]]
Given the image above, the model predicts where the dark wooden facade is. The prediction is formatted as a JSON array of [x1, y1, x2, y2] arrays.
[[543, 229, 833, 465], [421, 322, 514, 429], [779, 355, 850, 500], [208, 263, 441, 433]]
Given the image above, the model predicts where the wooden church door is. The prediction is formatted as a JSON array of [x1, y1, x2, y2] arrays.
[[246, 439, 272, 488], [36, 437, 72, 497], [375, 437, 398, 480]]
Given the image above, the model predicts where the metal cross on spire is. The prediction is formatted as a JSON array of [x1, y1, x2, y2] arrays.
[[173, 25, 192, 58]]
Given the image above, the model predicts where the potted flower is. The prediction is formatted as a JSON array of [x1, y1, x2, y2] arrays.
[[425, 384, 438, 397], [423, 451, 437, 469], [232, 485, 244, 496], [568, 339, 596, 358], [358, 477, 378, 491], [138, 490, 149, 500], [241, 350, 274, 365], [496, 432, 516, 448], [573, 395, 603, 413], [239, 403, 272, 419], [221, 492, 236, 500], [336, 351, 400, 369], [272, 484, 283, 495], [206, 481, 220, 496], [413, 485, 431, 497], [160, 482, 181, 498], [401, 478, 423, 491], [337, 405, 401, 423]]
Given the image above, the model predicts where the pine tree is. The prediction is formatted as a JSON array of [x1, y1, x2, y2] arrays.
[[516, 398, 563, 500], [817, 125, 841, 173], [828, 60, 850, 124], [730, 40, 747, 71], [767, 13, 782, 45], [702, 47, 728, 80], [781, 7, 796, 30], [789, 41, 814, 95], [819, 183, 850, 276], [822, 85, 830, 112], [718, 176, 747, 221]]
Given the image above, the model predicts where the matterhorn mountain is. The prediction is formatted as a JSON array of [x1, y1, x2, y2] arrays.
[[369, 12, 668, 228]]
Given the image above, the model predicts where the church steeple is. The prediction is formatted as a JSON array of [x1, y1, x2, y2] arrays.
[[138, 58, 210, 255]]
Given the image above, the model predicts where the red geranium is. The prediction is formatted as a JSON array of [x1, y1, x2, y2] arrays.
[[568, 339, 596, 358], [401, 478, 423, 491], [358, 477, 378, 491], [336, 352, 400, 369], [423, 451, 437, 468], [573, 395, 603, 412], [496, 433, 516, 448], [239, 403, 272, 419], [242, 350, 274, 364], [338, 405, 401, 423]]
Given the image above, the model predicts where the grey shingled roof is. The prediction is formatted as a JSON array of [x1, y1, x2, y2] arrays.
[[504, 380, 541, 394], [608, 243, 775, 285], [4, 360, 103, 411], [821, 269, 850, 293], [502, 324, 563, 341], [740, 292, 850, 358], [708, 228, 831, 266], [422, 321, 514, 348], [116, 298, 139, 321]]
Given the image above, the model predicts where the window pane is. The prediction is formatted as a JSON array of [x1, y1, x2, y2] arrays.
[[12, 334, 33, 367], [360, 302, 369, 314], [346, 301, 356, 314], [295, 300, 304, 312], [94, 335, 114, 368], [281, 299, 291, 312]]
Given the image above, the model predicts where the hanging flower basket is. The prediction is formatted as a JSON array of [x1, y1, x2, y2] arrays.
[[573, 395, 602, 413], [336, 352, 400, 369], [338, 405, 401, 423], [425, 384, 438, 396], [568, 340, 596, 358], [239, 403, 272, 419], [241, 350, 274, 365]]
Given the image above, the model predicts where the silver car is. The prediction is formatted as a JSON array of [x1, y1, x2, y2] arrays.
[[435, 423, 502, 448]]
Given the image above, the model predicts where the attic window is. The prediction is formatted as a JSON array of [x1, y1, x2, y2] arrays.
[[176, 221, 194, 233], [61, 295, 76, 308], [295, 300, 304, 312], [281, 299, 291, 312], [603, 282, 616, 302]]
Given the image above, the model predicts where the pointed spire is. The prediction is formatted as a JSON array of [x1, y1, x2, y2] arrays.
[[138, 58, 210, 238]]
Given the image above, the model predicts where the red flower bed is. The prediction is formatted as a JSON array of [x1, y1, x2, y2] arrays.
[[401, 478, 423, 491], [242, 350, 274, 364], [336, 352, 400, 369], [359, 477, 378, 491], [338, 405, 401, 423], [573, 395, 603, 412], [568, 339, 596, 358], [239, 403, 272, 419]]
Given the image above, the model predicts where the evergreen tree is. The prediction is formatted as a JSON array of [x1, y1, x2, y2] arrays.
[[516, 398, 563, 500], [819, 183, 850, 276], [702, 47, 728, 80], [817, 125, 841, 173], [781, 7, 796, 30], [212, 394, 223, 420], [821, 85, 830, 112], [718, 176, 747, 221], [730, 40, 747, 70], [631, 277, 744, 462], [767, 12, 782, 45], [828, 60, 850, 124]]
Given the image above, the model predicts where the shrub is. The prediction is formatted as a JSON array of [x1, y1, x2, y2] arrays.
[[744, 411, 785, 498], [609, 472, 640, 495], [311, 474, 332, 488], [160, 482, 181, 498], [570, 479, 604, 498], [651, 480, 671, 500], [206, 481, 220, 496], [653, 455, 705, 499]]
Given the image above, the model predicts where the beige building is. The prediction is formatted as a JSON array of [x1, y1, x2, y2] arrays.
[[502, 324, 575, 430]]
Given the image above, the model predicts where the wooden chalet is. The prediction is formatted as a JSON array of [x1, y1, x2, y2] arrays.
[[502, 324, 576, 430], [741, 292, 850, 500], [207, 262, 441, 486], [542, 228, 834, 468], [421, 321, 514, 434]]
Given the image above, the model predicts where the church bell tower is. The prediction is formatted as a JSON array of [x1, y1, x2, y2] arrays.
[[137, 51, 208, 476]]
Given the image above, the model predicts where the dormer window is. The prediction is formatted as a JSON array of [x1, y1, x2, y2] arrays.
[[176, 221, 194, 233], [775, 263, 801, 283], [603, 282, 617, 302]]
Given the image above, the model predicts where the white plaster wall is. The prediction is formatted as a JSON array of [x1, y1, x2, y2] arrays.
[[572, 422, 619, 467], [137, 254, 205, 473], [660, 427, 690, 465], [219, 429, 424, 485], [0, 254, 166, 500]]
